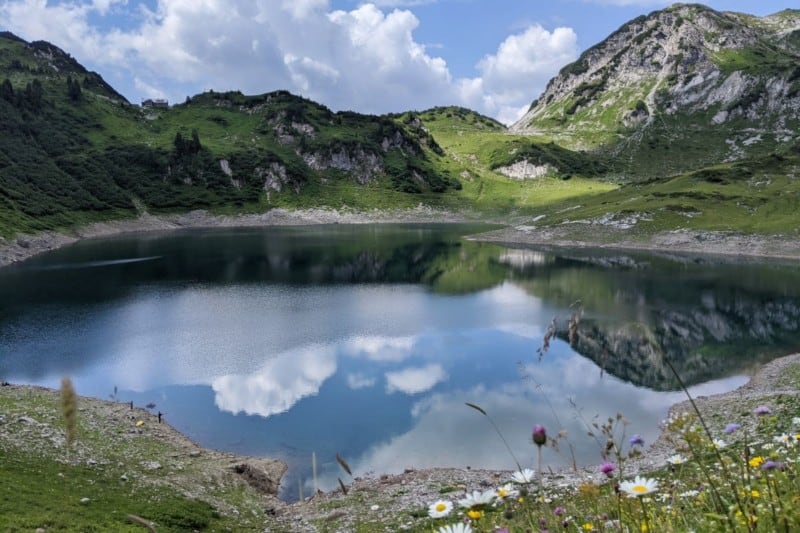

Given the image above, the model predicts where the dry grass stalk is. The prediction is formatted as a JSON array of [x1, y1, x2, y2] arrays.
[[335, 453, 352, 476], [127, 514, 156, 532], [60, 377, 78, 449]]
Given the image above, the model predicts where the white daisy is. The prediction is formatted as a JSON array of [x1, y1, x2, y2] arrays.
[[680, 489, 700, 498], [495, 483, 519, 499], [510, 468, 536, 484], [792, 416, 800, 427], [457, 489, 496, 508], [711, 438, 727, 449], [618, 476, 659, 498], [774, 433, 794, 447], [428, 499, 453, 518], [666, 454, 686, 465], [437, 523, 473, 533]]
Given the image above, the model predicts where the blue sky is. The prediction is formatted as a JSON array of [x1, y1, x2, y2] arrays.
[[0, 1, 796, 123]]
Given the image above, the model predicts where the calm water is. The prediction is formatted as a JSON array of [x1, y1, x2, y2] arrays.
[[2, 224, 799, 499]]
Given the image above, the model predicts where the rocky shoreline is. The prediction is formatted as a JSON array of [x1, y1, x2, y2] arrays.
[[0, 206, 470, 267], [469, 224, 800, 261], [6, 208, 800, 269]]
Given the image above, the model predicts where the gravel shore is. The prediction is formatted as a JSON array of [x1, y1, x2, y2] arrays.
[[0, 207, 469, 267], [469, 224, 800, 261], [6, 208, 800, 268]]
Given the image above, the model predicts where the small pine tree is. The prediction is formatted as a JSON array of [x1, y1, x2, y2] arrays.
[[0, 79, 13, 102], [190, 129, 202, 153], [174, 131, 186, 157], [66, 76, 82, 101]]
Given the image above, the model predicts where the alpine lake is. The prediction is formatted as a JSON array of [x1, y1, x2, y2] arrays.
[[2, 223, 799, 500]]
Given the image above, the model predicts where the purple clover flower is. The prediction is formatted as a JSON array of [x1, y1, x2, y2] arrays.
[[760, 460, 785, 471], [753, 405, 772, 416], [554, 507, 565, 516], [724, 423, 741, 434], [600, 462, 615, 477]]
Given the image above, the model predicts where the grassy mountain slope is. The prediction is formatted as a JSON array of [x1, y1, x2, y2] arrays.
[[413, 107, 617, 217], [0, 33, 464, 238]]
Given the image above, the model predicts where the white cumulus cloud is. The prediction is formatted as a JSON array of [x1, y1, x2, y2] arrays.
[[0, 0, 579, 122], [460, 24, 579, 124]]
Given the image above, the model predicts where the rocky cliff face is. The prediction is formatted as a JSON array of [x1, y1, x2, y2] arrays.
[[511, 5, 800, 176]]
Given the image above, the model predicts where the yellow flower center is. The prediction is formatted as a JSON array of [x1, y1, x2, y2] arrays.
[[467, 510, 483, 520], [633, 485, 648, 493], [498, 489, 508, 497], [435, 503, 446, 512]]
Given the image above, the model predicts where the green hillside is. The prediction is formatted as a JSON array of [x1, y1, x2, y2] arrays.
[[4, 3, 800, 245], [0, 33, 460, 237]]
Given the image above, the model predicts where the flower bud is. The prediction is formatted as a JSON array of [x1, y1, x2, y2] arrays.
[[532, 424, 547, 447]]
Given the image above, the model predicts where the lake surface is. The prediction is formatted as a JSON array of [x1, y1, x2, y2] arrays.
[[2, 224, 799, 499]]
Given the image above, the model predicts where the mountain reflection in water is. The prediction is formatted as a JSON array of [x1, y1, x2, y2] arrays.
[[1, 224, 798, 499]]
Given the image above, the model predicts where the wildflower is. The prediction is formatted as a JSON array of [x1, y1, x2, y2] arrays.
[[711, 438, 727, 449], [495, 484, 518, 499], [748, 456, 765, 468], [724, 423, 741, 434], [753, 405, 771, 416], [554, 507, 565, 516], [680, 489, 700, 498], [792, 416, 800, 427], [750, 490, 760, 498], [761, 460, 784, 471], [533, 425, 547, 446], [510, 468, 536, 484], [135, 420, 144, 427], [428, 500, 453, 518], [457, 489, 496, 508], [666, 454, 686, 465], [581, 523, 594, 531], [600, 462, 615, 477], [774, 433, 794, 447], [619, 476, 659, 498], [629, 434, 645, 447], [437, 523, 472, 533], [466, 509, 483, 520]]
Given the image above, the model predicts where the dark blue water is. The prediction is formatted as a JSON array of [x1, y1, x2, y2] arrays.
[[2, 224, 798, 499]]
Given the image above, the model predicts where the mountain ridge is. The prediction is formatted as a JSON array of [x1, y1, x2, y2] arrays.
[[510, 3, 800, 178]]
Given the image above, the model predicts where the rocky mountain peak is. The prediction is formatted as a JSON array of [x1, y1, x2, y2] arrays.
[[510, 4, 800, 170]]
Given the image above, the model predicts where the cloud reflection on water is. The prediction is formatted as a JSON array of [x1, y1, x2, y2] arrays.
[[211, 344, 337, 417], [309, 340, 747, 493], [385, 364, 447, 395]]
